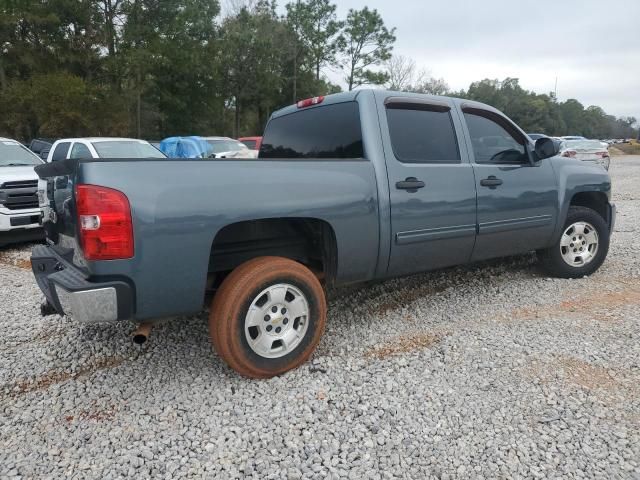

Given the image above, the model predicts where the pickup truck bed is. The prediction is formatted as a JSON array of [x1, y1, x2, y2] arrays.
[[32, 89, 615, 377]]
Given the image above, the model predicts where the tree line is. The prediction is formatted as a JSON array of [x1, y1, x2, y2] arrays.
[[384, 55, 638, 140], [0, 0, 636, 142]]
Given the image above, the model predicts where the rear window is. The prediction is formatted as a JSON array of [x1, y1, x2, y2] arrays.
[[562, 140, 605, 151], [260, 102, 363, 159], [51, 142, 71, 161], [205, 139, 246, 154], [385, 106, 460, 163], [241, 140, 257, 150]]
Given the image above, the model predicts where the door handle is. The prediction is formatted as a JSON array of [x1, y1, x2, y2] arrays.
[[480, 176, 503, 188], [396, 177, 425, 192]]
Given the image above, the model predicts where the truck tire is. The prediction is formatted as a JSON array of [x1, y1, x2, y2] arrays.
[[539, 206, 610, 278], [209, 256, 326, 378]]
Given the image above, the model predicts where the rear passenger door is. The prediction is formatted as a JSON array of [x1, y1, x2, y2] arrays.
[[377, 93, 478, 277], [459, 106, 558, 261]]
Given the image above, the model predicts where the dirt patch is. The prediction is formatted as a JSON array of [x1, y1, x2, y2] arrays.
[[365, 331, 445, 359], [613, 142, 640, 155], [505, 278, 640, 323], [0, 252, 31, 270], [525, 355, 638, 399], [65, 401, 118, 423], [12, 356, 126, 395], [367, 283, 448, 318], [555, 356, 619, 391]]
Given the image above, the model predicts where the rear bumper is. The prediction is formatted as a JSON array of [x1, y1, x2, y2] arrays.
[[30, 245, 134, 323]]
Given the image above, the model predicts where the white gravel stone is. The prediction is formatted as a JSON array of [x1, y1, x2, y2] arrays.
[[0, 156, 639, 479]]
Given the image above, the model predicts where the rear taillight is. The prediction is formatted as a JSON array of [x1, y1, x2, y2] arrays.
[[596, 151, 609, 158], [76, 184, 134, 260], [296, 96, 324, 108], [562, 150, 577, 158]]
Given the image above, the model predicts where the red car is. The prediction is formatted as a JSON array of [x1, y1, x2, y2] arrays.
[[238, 136, 262, 151]]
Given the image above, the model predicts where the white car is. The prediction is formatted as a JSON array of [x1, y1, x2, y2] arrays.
[[559, 139, 610, 170], [0, 138, 44, 246], [46, 137, 166, 162], [39, 138, 167, 212], [201, 136, 258, 158]]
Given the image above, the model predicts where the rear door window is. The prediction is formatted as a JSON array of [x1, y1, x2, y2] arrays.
[[51, 142, 71, 161], [69, 142, 93, 159], [260, 102, 363, 159], [385, 103, 460, 163]]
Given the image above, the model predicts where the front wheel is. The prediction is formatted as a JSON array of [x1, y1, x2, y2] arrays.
[[539, 206, 610, 278], [209, 256, 326, 378]]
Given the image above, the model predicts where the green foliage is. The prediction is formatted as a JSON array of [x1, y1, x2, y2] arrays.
[[463, 78, 637, 139], [337, 7, 396, 91], [285, 0, 342, 81], [0, 1, 635, 142]]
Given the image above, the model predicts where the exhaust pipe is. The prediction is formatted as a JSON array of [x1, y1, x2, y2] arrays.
[[132, 322, 153, 345]]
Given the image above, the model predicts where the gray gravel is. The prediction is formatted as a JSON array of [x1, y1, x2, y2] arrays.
[[1, 156, 639, 479]]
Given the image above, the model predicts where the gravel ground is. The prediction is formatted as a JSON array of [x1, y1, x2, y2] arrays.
[[1, 156, 639, 479]]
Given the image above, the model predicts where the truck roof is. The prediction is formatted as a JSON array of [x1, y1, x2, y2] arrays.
[[270, 89, 503, 120]]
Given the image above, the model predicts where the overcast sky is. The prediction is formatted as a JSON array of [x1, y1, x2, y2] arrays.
[[319, 0, 639, 119]]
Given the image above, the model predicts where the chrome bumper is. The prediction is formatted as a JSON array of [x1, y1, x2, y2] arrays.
[[54, 285, 119, 323], [31, 245, 133, 323]]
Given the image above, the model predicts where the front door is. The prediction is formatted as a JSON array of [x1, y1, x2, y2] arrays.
[[460, 106, 558, 261], [377, 94, 478, 277]]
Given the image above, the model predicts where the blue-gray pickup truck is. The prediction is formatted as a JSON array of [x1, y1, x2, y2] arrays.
[[32, 90, 615, 378]]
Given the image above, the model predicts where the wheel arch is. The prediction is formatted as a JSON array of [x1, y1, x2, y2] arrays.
[[569, 191, 609, 220], [209, 217, 338, 286]]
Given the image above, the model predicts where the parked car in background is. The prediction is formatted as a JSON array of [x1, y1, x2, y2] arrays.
[[159, 136, 209, 158], [0, 138, 44, 246], [559, 139, 610, 170], [160, 136, 256, 158], [46, 138, 166, 162], [28, 138, 55, 160], [33, 90, 615, 378], [238, 136, 263, 151], [527, 133, 548, 141], [203, 136, 256, 158]]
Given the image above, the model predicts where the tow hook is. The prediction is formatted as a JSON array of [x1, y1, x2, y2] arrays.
[[40, 300, 57, 316], [132, 322, 153, 345]]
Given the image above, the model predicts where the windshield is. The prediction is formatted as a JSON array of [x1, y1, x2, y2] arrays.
[[91, 141, 166, 158], [0, 140, 43, 166], [205, 139, 246, 154]]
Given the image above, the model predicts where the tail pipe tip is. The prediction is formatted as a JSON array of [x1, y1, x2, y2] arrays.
[[132, 322, 153, 345]]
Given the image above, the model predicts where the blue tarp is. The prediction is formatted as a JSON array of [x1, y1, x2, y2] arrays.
[[159, 136, 212, 158]]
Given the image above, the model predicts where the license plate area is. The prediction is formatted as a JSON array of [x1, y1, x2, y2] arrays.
[[10, 214, 41, 227]]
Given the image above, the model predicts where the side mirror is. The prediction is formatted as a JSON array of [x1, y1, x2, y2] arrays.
[[534, 137, 559, 160]]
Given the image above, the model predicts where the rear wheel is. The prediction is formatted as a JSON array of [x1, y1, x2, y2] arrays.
[[209, 256, 326, 378], [539, 206, 610, 278]]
